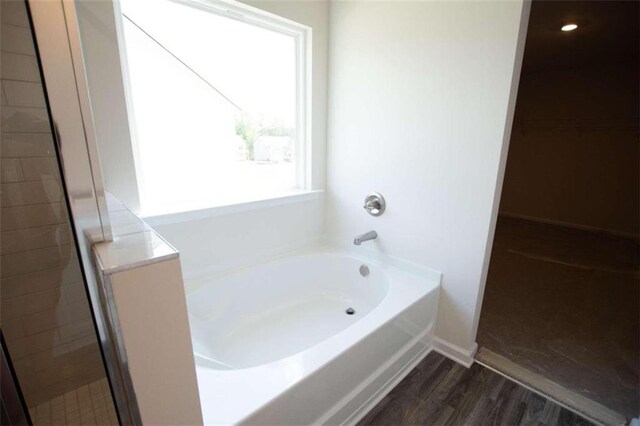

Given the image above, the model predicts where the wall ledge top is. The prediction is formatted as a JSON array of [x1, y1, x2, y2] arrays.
[[93, 192, 178, 275]]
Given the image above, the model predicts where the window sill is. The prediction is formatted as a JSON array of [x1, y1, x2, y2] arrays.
[[141, 189, 324, 227]]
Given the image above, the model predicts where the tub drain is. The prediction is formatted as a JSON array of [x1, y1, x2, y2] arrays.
[[359, 265, 369, 277], [345, 307, 355, 315]]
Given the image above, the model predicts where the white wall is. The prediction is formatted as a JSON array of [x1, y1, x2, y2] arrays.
[[75, 0, 141, 212], [151, 197, 325, 278], [326, 0, 528, 353], [103, 258, 203, 425]]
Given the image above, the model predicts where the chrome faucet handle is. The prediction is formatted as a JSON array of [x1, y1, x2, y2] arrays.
[[363, 200, 380, 210], [363, 192, 386, 216]]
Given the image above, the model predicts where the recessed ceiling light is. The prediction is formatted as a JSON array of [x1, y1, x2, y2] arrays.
[[561, 23, 578, 32]]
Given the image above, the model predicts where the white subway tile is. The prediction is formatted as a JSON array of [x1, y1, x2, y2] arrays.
[[1, 318, 26, 341], [1, 180, 64, 207], [1, 206, 23, 230], [0, 228, 44, 254], [0, 132, 55, 157], [50, 395, 64, 411], [77, 384, 91, 401], [0, 158, 23, 182], [2, 80, 45, 107], [88, 381, 102, 398], [59, 282, 86, 306], [1, 24, 36, 56], [1, 106, 49, 133], [20, 157, 60, 181], [1, 294, 27, 320], [21, 366, 60, 393], [32, 262, 83, 293], [2, 264, 81, 297], [0, 273, 32, 298], [41, 223, 72, 247], [1, 202, 68, 231], [63, 300, 92, 325], [13, 349, 54, 377], [1, 1, 30, 28], [31, 203, 69, 227], [63, 388, 78, 409], [57, 319, 94, 342], [1, 52, 40, 82], [25, 288, 60, 315], [60, 260, 83, 286], [1, 244, 75, 277], [22, 308, 67, 335]]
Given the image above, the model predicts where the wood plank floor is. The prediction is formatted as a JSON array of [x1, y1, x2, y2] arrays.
[[358, 352, 594, 426], [477, 217, 639, 419]]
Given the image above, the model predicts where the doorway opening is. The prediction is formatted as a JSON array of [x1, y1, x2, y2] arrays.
[[477, 0, 639, 423]]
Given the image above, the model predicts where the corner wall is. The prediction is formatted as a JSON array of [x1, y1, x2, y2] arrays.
[[75, 0, 141, 212], [326, 0, 528, 354]]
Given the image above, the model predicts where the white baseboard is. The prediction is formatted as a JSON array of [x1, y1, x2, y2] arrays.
[[432, 337, 477, 368]]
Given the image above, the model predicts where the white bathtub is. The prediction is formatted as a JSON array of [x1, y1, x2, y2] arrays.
[[186, 247, 440, 425]]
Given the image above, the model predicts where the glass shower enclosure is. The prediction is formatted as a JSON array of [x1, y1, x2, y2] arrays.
[[1, 1, 119, 424]]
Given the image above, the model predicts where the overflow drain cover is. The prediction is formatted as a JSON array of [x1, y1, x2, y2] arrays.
[[345, 307, 355, 315]]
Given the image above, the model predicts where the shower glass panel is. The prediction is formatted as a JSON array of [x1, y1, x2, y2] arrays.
[[0, 1, 118, 424]]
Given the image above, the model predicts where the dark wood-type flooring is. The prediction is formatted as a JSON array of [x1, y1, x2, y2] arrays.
[[478, 217, 639, 418], [358, 352, 593, 426]]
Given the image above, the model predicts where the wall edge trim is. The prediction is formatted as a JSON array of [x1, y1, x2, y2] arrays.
[[432, 337, 478, 368]]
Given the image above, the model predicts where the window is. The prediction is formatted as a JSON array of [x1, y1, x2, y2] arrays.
[[119, 0, 309, 215]]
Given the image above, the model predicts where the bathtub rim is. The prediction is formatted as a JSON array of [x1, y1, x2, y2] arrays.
[[183, 241, 442, 294]]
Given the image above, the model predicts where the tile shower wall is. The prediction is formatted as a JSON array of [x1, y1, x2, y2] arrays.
[[1, 0, 107, 408]]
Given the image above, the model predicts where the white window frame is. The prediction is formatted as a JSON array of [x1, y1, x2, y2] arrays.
[[116, 0, 313, 213]]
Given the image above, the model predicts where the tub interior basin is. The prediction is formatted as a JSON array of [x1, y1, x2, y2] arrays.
[[187, 254, 390, 369]]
